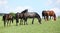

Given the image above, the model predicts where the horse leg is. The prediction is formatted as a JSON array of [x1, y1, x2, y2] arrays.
[[24, 18, 28, 25], [46, 16, 49, 21], [21, 19, 23, 25], [38, 17, 41, 24], [50, 16, 51, 19], [53, 14, 56, 21], [4, 20, 6, 27], [16, 19, 19, 26], [20, 19, 21, 25], [24, 20, 27, 25], [42, 16, 43, 19], [12, 18, 13, 23], [26, 19, 28, 25], [32, 18, 34, 24], [44, 16, 46, 21], [24, 18, 25, 25], [9, 20, 11, 26], [44, 16, 45, 19], [20, 19, 23, 25], [7, 20, 9, 26], [24, 20, 26, 25]]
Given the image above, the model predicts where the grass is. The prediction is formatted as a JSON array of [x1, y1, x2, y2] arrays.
[[0, 16, 60, 33]]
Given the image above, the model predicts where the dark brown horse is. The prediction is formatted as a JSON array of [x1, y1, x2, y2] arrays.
[[42, 10, 56, 21], [3, 14, 14, 27], [15, 12, 24, 26], [15, 9, 28, 26]]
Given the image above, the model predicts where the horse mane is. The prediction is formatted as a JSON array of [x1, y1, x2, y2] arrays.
[[35, 12, 40, 18], [21, 9, 28, 13]]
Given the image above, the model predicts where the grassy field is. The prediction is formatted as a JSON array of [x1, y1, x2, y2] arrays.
[[0, 16, 60, 33]]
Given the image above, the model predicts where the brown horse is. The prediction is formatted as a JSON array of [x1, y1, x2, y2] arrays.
[[42, 10, 56, 21], [3, 14, 14, 27]]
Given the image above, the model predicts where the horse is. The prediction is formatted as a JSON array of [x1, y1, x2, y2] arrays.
[[15, 12, 24, 26], [42, 10, 56, 21], [21, 12, 41, 25], [2, 14, 14, 27], [15, 9, 28, 26]]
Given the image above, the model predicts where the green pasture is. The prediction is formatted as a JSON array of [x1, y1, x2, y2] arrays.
[[0, 16, 60, 33]]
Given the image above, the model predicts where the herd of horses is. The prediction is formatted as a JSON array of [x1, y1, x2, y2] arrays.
[[2, 9, 56, 27]]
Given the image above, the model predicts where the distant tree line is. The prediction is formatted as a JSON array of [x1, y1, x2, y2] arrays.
[[9, 12, 15, 16], [0, 13, 5, 16], [0, 12, 15, 16]]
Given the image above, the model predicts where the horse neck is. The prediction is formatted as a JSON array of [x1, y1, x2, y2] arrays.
[[36, 13, 40, 18]]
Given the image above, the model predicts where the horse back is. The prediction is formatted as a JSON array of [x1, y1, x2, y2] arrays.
[[24, 12, 40, 18], [47, 10, 55, 16], [3, 14, 13, 20]]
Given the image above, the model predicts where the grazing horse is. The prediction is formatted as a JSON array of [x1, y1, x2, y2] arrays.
[[42, 10, 56, 21], [3, 14, 14, 27], [22, 12, 41, 25]]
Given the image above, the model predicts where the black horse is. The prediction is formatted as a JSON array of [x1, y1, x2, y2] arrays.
[[21, 9, 41, 25], [2, 14, 14, 27], [22, 12, 41, 25]]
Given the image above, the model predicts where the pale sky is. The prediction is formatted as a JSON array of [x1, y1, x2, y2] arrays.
[[0, 0, 60, 17]]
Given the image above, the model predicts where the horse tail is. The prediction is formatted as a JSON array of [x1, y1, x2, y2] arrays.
[[2, 15, 5, 21], [35, 13, 41, 24], [42, 11, 44, 17], [2, 15, 6, 27], [12, 16, 14, 23]]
